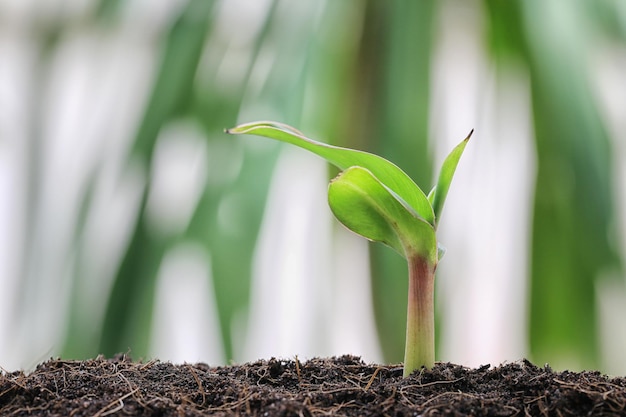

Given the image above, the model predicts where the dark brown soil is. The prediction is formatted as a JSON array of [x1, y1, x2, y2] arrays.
[[1, 355, 625, 416]]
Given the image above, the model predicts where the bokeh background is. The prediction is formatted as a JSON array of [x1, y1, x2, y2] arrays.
[[1, 0, 626, 374]]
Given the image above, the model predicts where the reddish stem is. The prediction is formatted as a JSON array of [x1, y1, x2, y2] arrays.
[[403, 254, 436, 376]]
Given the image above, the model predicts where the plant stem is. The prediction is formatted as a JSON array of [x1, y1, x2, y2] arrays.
[[403, 254, 436, 376]]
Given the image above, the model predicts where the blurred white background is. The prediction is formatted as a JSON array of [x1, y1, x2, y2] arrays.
[[1, 0, 625, 375]]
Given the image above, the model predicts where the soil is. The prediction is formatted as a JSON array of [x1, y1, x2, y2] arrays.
[[1, 355, 625, 416]]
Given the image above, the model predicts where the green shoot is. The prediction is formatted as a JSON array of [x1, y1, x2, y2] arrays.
[[226, 121, 472, 377]]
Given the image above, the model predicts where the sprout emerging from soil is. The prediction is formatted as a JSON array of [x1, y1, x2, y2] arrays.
[[226, 121, 471, 377]]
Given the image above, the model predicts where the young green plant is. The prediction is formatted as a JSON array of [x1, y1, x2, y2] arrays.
[[226, 121, 471, 377]]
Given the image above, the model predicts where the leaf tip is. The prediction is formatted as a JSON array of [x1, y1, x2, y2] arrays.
[[225, 125, 250, 135], [465, 129, 474, 142]]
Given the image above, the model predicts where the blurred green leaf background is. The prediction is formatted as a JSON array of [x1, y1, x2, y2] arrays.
[[1, 0, 625, 374]]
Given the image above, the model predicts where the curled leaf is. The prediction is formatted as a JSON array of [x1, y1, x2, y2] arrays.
[[328, 166, 436, 263]]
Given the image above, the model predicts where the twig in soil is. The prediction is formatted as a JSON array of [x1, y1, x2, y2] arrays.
[[185, 365, 206, 406], [524, 394, 547, 405], [203, 391, 258, 412], [295, 355, 302, 384], [364, 367, 382, 391], [93, 388, 139, 417], [1, 374, 27, 396], [379, 386, 398, 414], [139, 359, 158, 370], [243, 386, 252, 415], [400, 376, 465, 392]]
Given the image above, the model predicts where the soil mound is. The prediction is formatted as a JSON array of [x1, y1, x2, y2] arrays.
[[2, 355, 625, 416]]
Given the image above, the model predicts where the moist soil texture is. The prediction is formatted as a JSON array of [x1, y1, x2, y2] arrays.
[[1, 355, 625, 416]]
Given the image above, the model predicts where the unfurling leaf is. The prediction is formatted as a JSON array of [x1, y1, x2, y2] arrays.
[[328, 166, 436, 263]]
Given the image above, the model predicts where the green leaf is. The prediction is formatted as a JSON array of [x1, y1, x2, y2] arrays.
[[227, 121, 435, 226], [327, 166, 436, 263], [427, 185, 436, 206], [431, 130, 473, 228]]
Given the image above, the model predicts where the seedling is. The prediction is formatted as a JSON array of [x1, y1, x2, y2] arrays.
[[226, 121, 471, 377]]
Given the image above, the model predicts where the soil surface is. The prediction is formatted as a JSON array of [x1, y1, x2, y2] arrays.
[[1, 355, 625, 416]]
